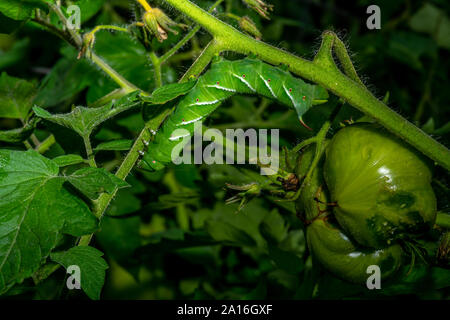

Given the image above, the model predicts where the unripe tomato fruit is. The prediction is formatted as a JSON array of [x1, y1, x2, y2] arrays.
[[295, 145, 403, 284], [324, 123, 437, 248], [307, 218, 403, 284]]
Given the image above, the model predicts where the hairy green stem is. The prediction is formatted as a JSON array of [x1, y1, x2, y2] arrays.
[[149, 52, 163, 87], [289, 104, 342, 201], [292, 137, 317, 154], [48, 2, 82, 47], [77, 107, 173, 245], [163, 0, 450, 171], [91, 25, 129, 34], [47, 3, 141, 94], [89, 88, 129, 107], [159, 0, 224, 65], [23, 140, 33, 150], [180, 39, 223, 81], [88, 50, 139, 93], [331, 35, 364, 86], [36, 135, 56, 154], [160, 25, 201, 64], [83, 136, 97, 167]]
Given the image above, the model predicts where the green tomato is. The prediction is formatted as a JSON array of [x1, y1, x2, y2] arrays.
[[295, 145, 403, 284], [324, 123, 437, 248], [307, 218, 403, 284]]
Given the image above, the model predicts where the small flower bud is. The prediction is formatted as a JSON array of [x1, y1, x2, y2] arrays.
[[225, 183, 261, 211], [239, 16, 262, 40], [143, 8, 185, 42], [242, 0, 274, 20], [78, 32, 96, 59]]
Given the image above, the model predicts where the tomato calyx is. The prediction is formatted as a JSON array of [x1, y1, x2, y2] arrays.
[[277, 173, 299, 192]]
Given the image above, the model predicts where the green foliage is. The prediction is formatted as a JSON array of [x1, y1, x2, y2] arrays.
[[0, 0, 448, 301], [33, 91, 141, 139], [409, 3, 450, 49], [0, 72, 37, 120], [50, 246, 108, 300], [0, 149, 97, 294], [67, 167, 129, 200], [0, 118, 37, 142], [52, 154, 85, 167], [142, 81, 197, 105], [34, 47, 101, 107], [142, 57, 328, 171], [0, 0, 49, 20]]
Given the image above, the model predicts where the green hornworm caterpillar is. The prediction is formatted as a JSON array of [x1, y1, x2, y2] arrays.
[[142, 57, 329, 171]]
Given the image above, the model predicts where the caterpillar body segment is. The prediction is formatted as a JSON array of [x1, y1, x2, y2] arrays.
[[142, 58, 329, 171]]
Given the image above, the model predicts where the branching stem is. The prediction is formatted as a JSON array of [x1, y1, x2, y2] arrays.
[[162, 0, 450, 171]]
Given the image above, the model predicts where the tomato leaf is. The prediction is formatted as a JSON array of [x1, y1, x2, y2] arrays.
[[33, 91, 141, 139], [0, 149, 97, 294], [50, 246, 108, 300], [67, 167, 129, 200], [87, 32, 155, 101], [409, 3, 450, 50], [0, 72, 37, 120], [142, 81, 197, 105], [259, 209, 288, 245], [0, 0, 49, 21], [74, 0, 105, 24], [387, 32, 437, 70], [52, 154, 85, 167], [34, 47, 101, 108], [0, 118, 38, 143]]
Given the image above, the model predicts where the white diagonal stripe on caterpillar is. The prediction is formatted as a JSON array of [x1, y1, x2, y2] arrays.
[[282, 84, 297, 107], [169, 133, 191, 141], [232, 74, 256, 92], [143, 58, 329, 171], [176, 116, 204, 126], [206, 84, 237, 92], [189, 99, 220, 106], [259, 74, 277, 99]]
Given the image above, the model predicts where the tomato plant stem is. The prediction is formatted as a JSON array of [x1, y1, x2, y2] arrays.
[[83, 136, 97, 168], [45, 3, 141, 94], [48, 2, 82, 47], [149, 52, 163, 87], [137, 0, 152, 12], [91, 25, 129, 34], [36, 135, 56, 154], [163, 0, 450, 171], [159, 0, 225, 65], [88, 50, 139, 93], [289, 104, 342, 202], [180, 39, 223, 81], [160, 25, 201, 64]]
